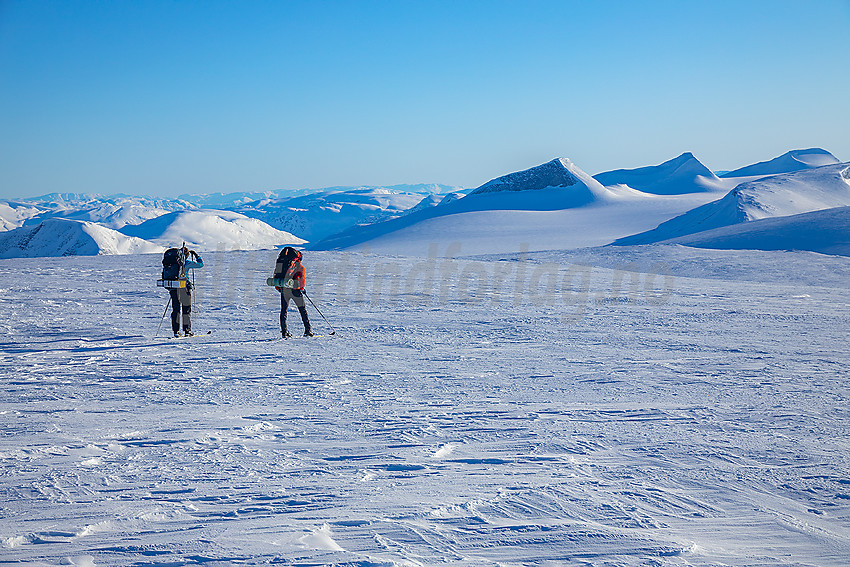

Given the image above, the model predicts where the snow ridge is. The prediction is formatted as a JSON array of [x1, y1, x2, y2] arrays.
[[614, 163, 850, 246], [661, 206, 850, 256], [720, 148, 839, 178]]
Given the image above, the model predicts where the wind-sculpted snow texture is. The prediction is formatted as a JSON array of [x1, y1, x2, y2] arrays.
[[0, 248, 848, 566]]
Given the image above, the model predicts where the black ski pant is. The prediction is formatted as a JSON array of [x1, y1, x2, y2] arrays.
[[169, 288, 191, 334], [280, 289, 311, 334]]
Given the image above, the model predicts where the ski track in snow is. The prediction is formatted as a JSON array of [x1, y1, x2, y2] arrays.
[[0, 250, 849, 566]]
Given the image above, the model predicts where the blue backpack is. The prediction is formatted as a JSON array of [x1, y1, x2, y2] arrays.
[[161, 248, 183, 280]]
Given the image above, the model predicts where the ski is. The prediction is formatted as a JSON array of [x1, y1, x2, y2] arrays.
[[171, 330, 212, 338]]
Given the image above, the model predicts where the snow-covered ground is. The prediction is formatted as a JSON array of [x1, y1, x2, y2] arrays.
[[1, 247, 848, 566]]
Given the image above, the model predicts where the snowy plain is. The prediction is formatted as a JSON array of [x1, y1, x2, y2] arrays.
[[1, 245, 849, 566]]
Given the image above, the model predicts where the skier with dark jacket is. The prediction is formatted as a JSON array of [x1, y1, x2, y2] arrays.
[[167, 245, 203, 337], [274, 246, 313, 338]]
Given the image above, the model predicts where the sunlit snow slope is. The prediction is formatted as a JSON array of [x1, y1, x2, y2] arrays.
[[311, 158, 729, 255], [719, 148, 839, 178], [593, 152, 728, 195], [657, 205, 850, 256], [120, 209, 305, 251], [0, 218, 164, 258], [615, 163, 850, 246]]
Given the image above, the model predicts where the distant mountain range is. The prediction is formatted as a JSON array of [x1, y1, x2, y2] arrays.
[[229, 187, 439, 242], [0, 150, 847, 258]]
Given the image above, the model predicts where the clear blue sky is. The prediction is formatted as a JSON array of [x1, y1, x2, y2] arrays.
[[1, 0, 848, 199]]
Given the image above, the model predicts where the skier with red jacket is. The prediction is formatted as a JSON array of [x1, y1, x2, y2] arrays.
[[274, 247, 313, 338]]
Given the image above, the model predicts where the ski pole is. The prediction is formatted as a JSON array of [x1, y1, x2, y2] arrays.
[[303, 290, 336, 335], [155, 296, 171, 337], [191, 267, 196, 315]]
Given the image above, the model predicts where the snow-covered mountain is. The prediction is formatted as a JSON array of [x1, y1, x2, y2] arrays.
[[659, 206, 850, 256], [178, 190, 299, 209], [310, 158, 725, 254], [0, 185, 458, 242], [3, 194, 197, 230], [719, 148, 839, 178], [119, 209, 305, 251], [0, 186, 453, 256], [593, 152, 729, 195], [231, 187, 441, 242], [471, 157, 608, 197], [180, 184, 458, 212], [0, 201, 43, 230], [404, 193, 445, 215], [3, 148, 846, 258], [614, 162, 850, 245], [0, 218, 164, 258]]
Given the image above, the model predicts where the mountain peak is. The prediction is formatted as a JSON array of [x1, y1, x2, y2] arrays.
[[469, 158, 578, 195], [469, 157, 604, 196], [593, 152, 720, 195]]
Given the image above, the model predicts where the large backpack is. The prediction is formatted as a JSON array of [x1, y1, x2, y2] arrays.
[[162, 247, 183, 280], [274, 247, 301, 278]]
